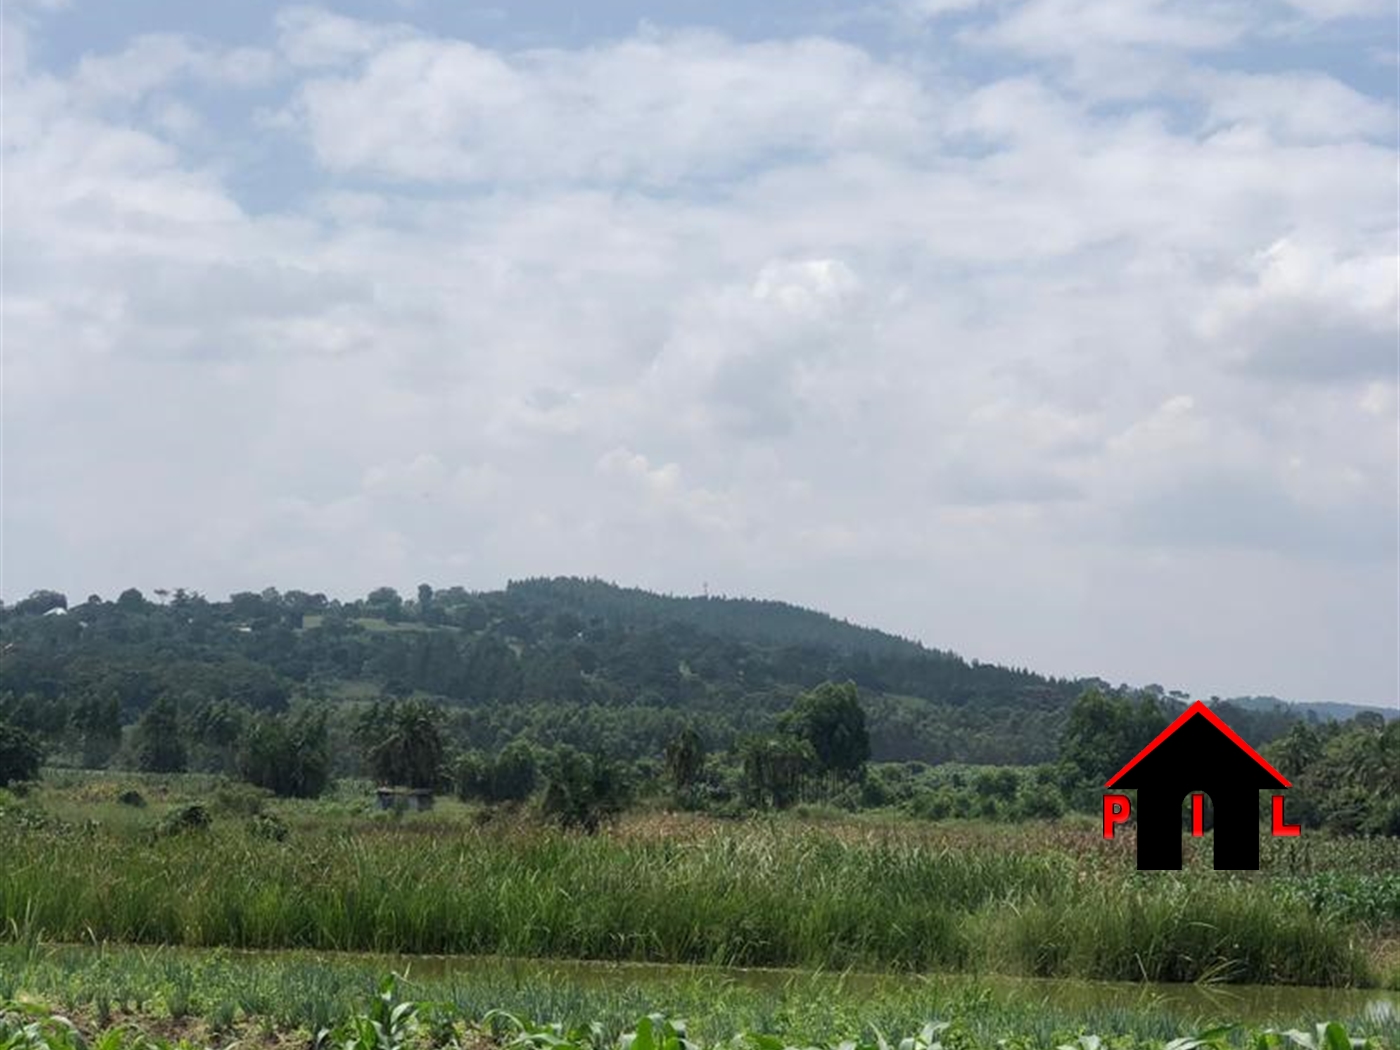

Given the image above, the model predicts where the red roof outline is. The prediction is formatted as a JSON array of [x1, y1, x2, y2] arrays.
[[1104, 700, 1291, 788]]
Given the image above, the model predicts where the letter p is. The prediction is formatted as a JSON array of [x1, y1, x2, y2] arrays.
[[1103, 794, 1131, 838]]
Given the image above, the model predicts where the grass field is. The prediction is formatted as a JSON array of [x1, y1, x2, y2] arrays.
[[4, 775, 1398, 992]]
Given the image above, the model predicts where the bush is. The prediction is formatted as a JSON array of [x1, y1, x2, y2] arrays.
[[117, 789, 146, 808], [1016, 784, 1066, 820], [454, 751, 491, 801], [491, 740, 538, 802], [212, 782, 271, 817], [157, 804, 211, 837], [135, 698, 187, 774], [540, 747, 630, 832], [454, 743, 538, 804], [0, 721, 43, 788], [249, 812, 289, 841], [240, 710, 331, 798]]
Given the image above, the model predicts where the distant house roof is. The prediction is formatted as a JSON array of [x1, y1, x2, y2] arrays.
[[1105, 700, 1291, 789]]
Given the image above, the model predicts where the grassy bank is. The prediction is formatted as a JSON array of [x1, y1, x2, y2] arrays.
[[0, 795, 1386, 987]]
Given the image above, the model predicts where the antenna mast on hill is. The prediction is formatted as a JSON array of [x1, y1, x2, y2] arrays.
[[703, 581, 709, 599]]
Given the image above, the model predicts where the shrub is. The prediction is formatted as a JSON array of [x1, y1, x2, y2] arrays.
[[454, 742, 538, 804], [157, 803, 211, 836], [540, 747, 630, 832], [240, 710, 332, 798], [249, 812, 289, 841], [212, 782, 271, 816], [0, 721, 43, 788], [135, 697, 188, 773]]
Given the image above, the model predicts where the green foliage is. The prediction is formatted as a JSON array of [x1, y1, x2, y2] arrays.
[[663, 726, 706, 803], [314, 976, 419, 1050], [156, 803, 211, 837], [974, 880, 1371, 985], [779, 681, 870, 777], [358, 699, 445, 791], [539, 746, 630, 831], [0, 721, 43, 787], [248, 811, 289, 841], [455, 740, 539, 803], [0, 1002, 88, 1050], [135, 698, 186, 774], [739, 734, 816, 809], [1058, 690, 1168, 790], [239, 708, 331, 798], [1266, 717, 1400, 838], [493, 740, 540, 802], [70, 695, 121, 768], [452, 750, 492, 801], [0, 576, 1101, 773], [0, 986, 1391, 1050], [1275, 870, 1400, 926], [16, 805, 1381, 985], [2, 577, 1395, 833]]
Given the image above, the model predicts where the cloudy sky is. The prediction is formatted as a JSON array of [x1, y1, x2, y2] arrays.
[[2, 0, 1397, 705]]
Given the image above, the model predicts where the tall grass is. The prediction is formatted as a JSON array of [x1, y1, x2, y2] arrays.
[[974, 883, 1371, 985], [0, 817, 1375, 986]]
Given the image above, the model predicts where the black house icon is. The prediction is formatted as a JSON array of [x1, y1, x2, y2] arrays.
[[1106, 701, 1291, 870]]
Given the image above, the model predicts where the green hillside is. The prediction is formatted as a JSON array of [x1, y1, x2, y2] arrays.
[[0, 577, 1083, 766], [1225, 695, 1400, 724]]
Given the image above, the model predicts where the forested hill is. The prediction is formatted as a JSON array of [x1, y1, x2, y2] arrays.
[[2, 578, 1090, 766], [1226, 695, 1400, 724], [503, 578, 926, 659]]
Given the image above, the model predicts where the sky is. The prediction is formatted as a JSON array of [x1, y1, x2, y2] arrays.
[[1, 0, 1397, 706]]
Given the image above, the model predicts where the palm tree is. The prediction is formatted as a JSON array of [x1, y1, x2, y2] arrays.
[[360, 699, 445, 790]]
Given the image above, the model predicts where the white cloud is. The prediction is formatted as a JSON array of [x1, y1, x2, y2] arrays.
[[966, 0, 1248, 57], [2, 2, 1396, 703], [72, 33, 275, 104], [1197, 71, 1397, 144], [752, 259, 860, 318], [903, 0, 988, 17], [596, 448, 745, 536], [1277, 0, 1391, 19], [275, 6, 413, 68], [1200, 238, 1399, 382], [284, 27, 932, 184], [1107, 395, 1209, 459]]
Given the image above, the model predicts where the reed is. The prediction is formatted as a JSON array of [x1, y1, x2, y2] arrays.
[[0, 817, 1377, 986]]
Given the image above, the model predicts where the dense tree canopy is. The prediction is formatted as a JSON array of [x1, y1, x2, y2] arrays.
[[0, 577, 1099, 769], [1058, 689, 1169, 788], [240, 709, 331, 798], [779, 681, 870, 777]]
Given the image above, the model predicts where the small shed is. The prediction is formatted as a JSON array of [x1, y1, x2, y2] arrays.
[[375, 787, 435, 812]]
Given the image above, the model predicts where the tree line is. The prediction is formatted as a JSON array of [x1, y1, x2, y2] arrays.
[[0, 580, 1091, 770], [1, 582, 1394, 835]]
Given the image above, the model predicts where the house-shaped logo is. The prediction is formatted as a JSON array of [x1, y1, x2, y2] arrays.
[[1102, 701, 1299, 870]]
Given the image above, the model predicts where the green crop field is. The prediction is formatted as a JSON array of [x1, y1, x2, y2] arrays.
[[2, 959, 1396, 1050]]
